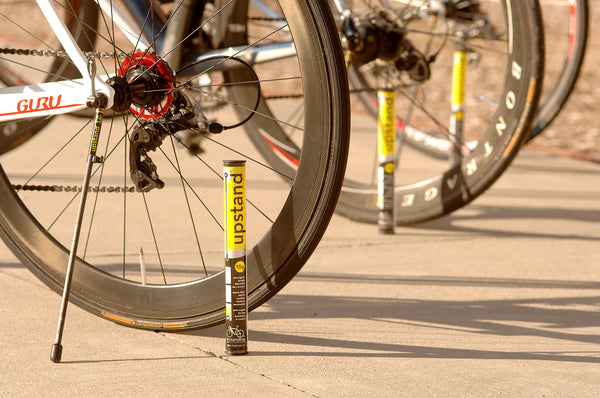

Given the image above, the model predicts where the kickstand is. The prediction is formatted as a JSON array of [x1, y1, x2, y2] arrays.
[[50, 105, 106, 363]]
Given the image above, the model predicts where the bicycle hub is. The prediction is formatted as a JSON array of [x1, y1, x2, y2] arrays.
[[345, 10, 406, 64], [117, 52, 175, 120], [344, 10, 432, 82]]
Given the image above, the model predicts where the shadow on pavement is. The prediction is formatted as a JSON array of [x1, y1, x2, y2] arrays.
[[415, 203, 600, 241], [183, 274, 600, 363]]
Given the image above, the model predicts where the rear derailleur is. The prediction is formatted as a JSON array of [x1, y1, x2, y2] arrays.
[[128, 91, 222, 192]]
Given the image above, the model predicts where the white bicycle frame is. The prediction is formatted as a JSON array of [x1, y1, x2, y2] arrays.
[[0, 0, 302, 123], [0, 0, 156, 122]]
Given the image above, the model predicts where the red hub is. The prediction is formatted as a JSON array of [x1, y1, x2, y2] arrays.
[[118, 52, 175, 120]]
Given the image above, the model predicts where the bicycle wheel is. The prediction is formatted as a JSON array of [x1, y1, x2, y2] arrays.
[[529, 0, 588, 140], [328, 0, 544, 224], [0, 0, 349, 330]]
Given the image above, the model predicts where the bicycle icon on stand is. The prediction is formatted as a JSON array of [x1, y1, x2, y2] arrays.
[[226, 326, 245, 339]]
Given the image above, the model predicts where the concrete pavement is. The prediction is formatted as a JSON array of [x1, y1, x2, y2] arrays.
[[1, 149, 599, 397]]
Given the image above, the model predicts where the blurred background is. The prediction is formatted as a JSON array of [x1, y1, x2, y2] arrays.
[[527, 5, 600, 163]]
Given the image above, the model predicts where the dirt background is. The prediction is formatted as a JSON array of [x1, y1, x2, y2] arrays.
[[526, 4, 600, 163]]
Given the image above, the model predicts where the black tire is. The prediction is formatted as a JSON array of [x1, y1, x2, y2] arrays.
[[0, 0, 349, 330], [529, 0, 588, 140], [328, 0, 544, 224]]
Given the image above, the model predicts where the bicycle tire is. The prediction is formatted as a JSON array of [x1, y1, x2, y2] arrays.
[[330, 0, 544, 224], [0, 0, 349, 330], [529, 0, 588, 140]]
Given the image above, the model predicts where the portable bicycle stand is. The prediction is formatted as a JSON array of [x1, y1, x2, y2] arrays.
[[50, 105, 106, 363], [223, 160, 248, 355]]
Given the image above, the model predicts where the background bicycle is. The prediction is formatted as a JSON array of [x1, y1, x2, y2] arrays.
[[327, 0, 545, 225], [215, 1, 590, 230], [322, 0, 589, 226]]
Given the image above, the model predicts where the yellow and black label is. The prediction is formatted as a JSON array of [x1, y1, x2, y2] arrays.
[[451, 50, 467, 121], [224, 161, 246, 259], [89, 108, 105, 155], [377, 91, 395, 234], [377, 90, 395, 161]]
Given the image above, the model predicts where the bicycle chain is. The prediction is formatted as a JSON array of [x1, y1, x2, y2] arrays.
[[0, 47, 122, 59], [248, 17, 285, 22], [12, 184, 136, 193]]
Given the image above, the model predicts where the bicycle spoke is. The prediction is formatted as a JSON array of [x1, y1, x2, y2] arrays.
[[141, 190, 166, 284], [167, 134, 207, 276]]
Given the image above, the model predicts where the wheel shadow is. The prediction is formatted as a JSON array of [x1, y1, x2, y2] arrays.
[[180, 198, 600, 362], [186, 274, 600, 363], [412, 200, 600, 242]]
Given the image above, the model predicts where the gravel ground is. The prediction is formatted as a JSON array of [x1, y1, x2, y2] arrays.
[[525, 3, 600, 163]]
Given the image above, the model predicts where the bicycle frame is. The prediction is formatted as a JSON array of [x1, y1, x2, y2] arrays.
[[0, 0, 143, 121], [0, 0, 297, 123]]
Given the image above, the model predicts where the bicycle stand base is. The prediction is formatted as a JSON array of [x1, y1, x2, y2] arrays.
[[50, 343, 62, 363]]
